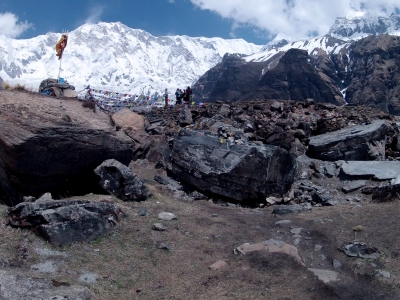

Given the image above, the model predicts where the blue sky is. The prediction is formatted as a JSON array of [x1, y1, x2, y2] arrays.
[[1, 0, 399, 44]]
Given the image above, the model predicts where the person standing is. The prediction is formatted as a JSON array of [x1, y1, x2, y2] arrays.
[[164, 88, 169, 107]]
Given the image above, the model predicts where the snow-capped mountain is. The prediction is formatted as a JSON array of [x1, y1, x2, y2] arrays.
[[0, 22, 262, 95], [328, 13, 400, 41]]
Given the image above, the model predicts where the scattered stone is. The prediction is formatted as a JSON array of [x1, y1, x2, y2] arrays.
[[152, 223, 167, 231], [275, 220, 292, 226], [212, 214, 218, 217], [138, 207, 149, 216], [314, 245, 322, 251], [339, 242, 381, 259], [31, 261, 57, 274], [290, 228, 302, 234], [377, 270, 391, 279], [324, 164, 337, 178], [266, 196, 282, 205], [308, 268, 339, 283], [94, 159, 151, 201], [353, 225, 365, 232], [332, 259, 342, 269], [79, 272, 99, 284], [272, 203, 312, 215], [234, 239, 304, 265], [157, 242, 170, 250], [209, 260, 227, 270], [158, 212, 177, 221]]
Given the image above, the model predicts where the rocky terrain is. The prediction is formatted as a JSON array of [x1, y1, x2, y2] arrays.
[[0, 88, 400, 299], [193, 34, 400, 116]]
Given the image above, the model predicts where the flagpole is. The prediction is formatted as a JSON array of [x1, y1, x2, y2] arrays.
[[57, 58, 62, 82]]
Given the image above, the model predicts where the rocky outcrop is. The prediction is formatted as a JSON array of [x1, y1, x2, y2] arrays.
[[0, 90, 134, 206], [252, 49, 345, 105], [170, 129, 297, 203], [345, 35, 400, 115], [307, 120, 389, 161], [94, 159, 151, 201], [6, 199, 125, 245]]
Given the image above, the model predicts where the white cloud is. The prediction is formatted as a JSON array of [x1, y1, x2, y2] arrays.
[[0, 12, 32, 38], [85, 6, 104, 24], [190, 0, 400, 41]]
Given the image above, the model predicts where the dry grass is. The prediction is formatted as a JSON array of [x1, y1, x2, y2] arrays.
[[0, 162, 400, 299]]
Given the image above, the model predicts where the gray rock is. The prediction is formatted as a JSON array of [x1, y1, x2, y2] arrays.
[[154, 175, 182, 190], [377, 270, 391, 279], [138, 207, 149, 216], [339, 242, 381, 259], [324, 163, 337, 178], [6, 199, 124, 245], [178, 107, 193, 126], [31, 261, 57, 274], [308, 268, 339, 283], [307, 120, 388, 161], [340, 161, 400, 180], [272, 203, 312, 215], [342, 180, 366, 193], [95, 159, 151, 201], [152, 223, 167, 231], [333, 259, 342, 269], [158, 212, 177, 221], [79, 272, 99, 284], [0, 269, 92, 300]]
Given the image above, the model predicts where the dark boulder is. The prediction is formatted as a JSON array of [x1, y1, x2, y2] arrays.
[[372, 183, 400, 202], [170, 129, 297, 202], [6, 199, 124, 245], [307, 120, 389, 161], [94, 159, 151, 201]]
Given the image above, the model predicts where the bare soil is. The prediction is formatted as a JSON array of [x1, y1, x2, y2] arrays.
[[1, 159, 400, 300]]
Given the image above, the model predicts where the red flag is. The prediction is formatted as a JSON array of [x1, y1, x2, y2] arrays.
[[55, 34, 68, 60]]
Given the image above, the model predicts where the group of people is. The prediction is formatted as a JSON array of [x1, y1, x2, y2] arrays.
[[163, 86, 193, 107], [174, 86, 193, 105]]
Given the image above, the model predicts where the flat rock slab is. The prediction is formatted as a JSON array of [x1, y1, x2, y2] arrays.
[[342, 180, 366, 193], [308, 268, 339, 284], [235, 239, 304, 265], [158, 212, 177, 221], [341, 161, 400, 180]]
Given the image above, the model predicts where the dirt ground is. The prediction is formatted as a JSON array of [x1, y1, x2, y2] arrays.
[[1, 159, 399, 300]]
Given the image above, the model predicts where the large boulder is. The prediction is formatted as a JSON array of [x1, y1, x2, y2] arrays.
[[6, 199, 124, 245], [307, 120, 389, 161], [94, 159, 151, 201], [170, 129, 297, 202], [0, 90, 134, 205]]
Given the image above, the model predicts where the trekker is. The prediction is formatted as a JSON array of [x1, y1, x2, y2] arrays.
[[175, 88, 182, 105], [185, 86, 192, 104], [164, 88, 169, 107]]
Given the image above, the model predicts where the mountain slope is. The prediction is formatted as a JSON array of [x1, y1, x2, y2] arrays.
[[0, 22, 262, 95]]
